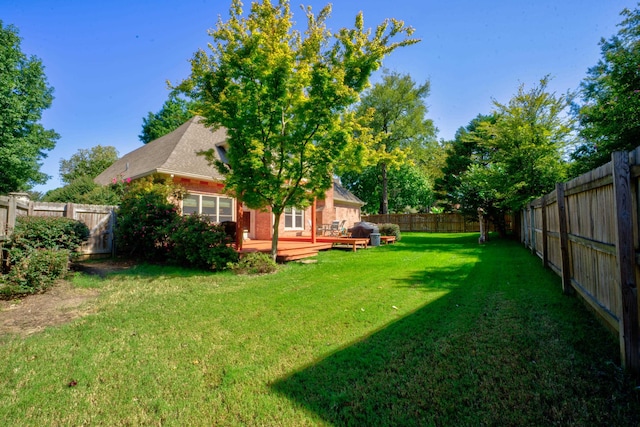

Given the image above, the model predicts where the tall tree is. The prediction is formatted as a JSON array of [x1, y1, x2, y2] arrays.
[[0, 21, 58, 194], [59, 145, 119, 184], [572, 5, 640, 174], [139, 94, 195, 144], [351, 69, 436, 214], [435, 114, 496, 211], [441, 78, 573, 236], [341, 163, 433, 214], [178, 0, 418, 259]]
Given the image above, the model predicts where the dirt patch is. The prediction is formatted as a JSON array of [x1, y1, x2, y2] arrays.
[[0, 260, 133, 337]]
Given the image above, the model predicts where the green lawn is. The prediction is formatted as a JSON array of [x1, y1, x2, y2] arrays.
[[0, 233, 638, 426]]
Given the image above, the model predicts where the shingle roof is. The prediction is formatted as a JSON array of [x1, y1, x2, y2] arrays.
[[333, 181, 365, 206], [94, 116, 227, 185]]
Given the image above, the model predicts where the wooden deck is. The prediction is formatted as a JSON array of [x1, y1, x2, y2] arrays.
[[240, 240, 333, 262], [240, 235, 372, 261]]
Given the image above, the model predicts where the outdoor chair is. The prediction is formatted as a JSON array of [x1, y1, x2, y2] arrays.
[[328, 220, 346, 236]]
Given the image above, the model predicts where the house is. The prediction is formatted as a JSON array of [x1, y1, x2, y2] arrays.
[[94, 116, 364, 243]]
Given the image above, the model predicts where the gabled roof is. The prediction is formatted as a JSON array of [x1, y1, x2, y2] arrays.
[[94, 116, 227, 185], [334, 181, 365, 207]]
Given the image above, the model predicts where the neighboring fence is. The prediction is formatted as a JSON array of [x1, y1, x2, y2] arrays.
[[521, 151, 640, 374], [0, 193, 116, 257], [363, 213, 513, 233]]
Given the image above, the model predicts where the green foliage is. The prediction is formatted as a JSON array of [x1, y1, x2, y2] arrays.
[[377, 223, 401, 241], [0, 21, 59, 193], [342, 163, 433, 214], [43, 175, 123, 205], [115, 176, 182, 262], [230, 252, 277, 275], [59, 145, 119, 185], [345, 70, 437, 214], [178, 0, 418, 258], [2, 249, 69, 296], [139, 94, 195, 144], [438, 79, 572, 234], [169, 214, 238, 270], [572, 5, 640, 174], [1, 216, 89, 297], [7, 216, 90, 259]]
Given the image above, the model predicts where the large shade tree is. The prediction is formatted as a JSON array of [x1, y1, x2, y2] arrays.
[[441, 78, 573, 236], [0, 21, 58, 194], [348, 69, 436, 214], [572, 5, 640, 175], [341, 163, 433, 214], [139, 94, 195, 144], [59, 145, 119, 184], [178, 0, 418, 259]]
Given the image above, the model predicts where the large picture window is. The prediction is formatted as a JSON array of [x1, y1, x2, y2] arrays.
[[284, 207, 304, 230], [183, 194, 234, 223]]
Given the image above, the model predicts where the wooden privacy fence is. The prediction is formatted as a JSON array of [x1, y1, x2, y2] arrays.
[[521, 151, 640, 374], [0, 193, 116, 257], [363, 213, 513, 233]]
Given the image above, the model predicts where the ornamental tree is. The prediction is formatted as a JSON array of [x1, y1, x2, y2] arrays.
[[178, 0, 418, 259], [0, 21, 58, 193]]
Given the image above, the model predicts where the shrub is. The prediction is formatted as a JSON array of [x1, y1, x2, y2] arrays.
[[115, 175, 182, 262], [1, 249, 70, 296], [230, 252, 277, 275], [378, 223, 401, 241], [1, 216, 89, 297], [7, 216, 90, 257], [169, 214, 238, 270]]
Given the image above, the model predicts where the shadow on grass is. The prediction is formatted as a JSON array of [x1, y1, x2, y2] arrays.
[[271, 236, 639, 426]]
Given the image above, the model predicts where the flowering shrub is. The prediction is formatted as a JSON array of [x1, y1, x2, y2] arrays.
[[168, 214, 238, 270]]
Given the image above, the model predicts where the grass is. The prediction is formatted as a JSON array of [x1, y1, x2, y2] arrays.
[[0, 233, 638, 426]]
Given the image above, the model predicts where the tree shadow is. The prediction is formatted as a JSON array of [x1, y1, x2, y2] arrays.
[[270, 236, 636, 426]]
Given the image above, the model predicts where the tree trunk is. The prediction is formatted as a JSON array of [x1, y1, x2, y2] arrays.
[[380, 162, 389, 214], [271, 211, 281, 262]]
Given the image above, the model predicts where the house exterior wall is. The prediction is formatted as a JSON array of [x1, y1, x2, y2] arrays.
[[336, 204, 362, 229]]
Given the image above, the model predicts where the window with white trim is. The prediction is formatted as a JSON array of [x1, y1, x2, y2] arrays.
[[284, 207, 304, 230], [182, 194, 234, 222]]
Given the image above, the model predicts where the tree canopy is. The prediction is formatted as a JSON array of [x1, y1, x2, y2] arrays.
[[572, 5, 640, 174], [341, 163, 433, 214], [59, 145, 119, 184], [345, 69, 436, 214], [438, 78, 573, 235], [0, 21, 58, 194], [139, 94, 195, 144], [178, 0, 418, 258]]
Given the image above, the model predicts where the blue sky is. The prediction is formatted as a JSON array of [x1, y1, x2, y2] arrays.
[[2, 0, 637, 192]]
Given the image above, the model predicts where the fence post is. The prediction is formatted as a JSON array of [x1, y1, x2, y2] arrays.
[[611, 151, 640, 375], [529, 204, 536, 255], [6, 194, 17, 236], [65, 203, 76, 219], [542, 195, 548, 268], [556, 183, 573, 295]]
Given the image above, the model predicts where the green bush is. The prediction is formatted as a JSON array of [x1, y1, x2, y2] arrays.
[[230, 252, 277, 275], [1, 216, 89, 297], [115, 176, 182, 262], [1, 249, 70, 296], [169, 214, 238, 270], [7, 216, 90, 257], [378, 223, 401, 241]]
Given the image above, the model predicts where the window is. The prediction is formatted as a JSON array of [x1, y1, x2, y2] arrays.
[[182, 194, 234, 223], [284, 207, 304, 230]]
